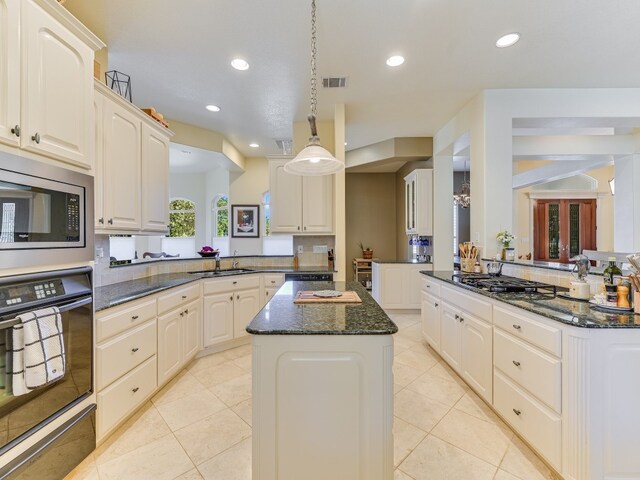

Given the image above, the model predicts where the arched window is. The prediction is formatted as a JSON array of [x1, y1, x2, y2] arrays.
[[263, 191, 270, 236], [169, 198, 196, 237], [213, 194, 229, 237]]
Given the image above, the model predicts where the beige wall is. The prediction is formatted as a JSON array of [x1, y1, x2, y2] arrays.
[[345, 173, 397, 266], [229, 157, 269, 254], [514, 161, 614, 256]]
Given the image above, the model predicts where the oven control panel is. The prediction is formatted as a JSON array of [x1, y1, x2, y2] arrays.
[[0, 279, 65, 306]]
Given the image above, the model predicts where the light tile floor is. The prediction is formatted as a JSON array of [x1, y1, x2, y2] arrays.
[[66, 312, 558, 480]]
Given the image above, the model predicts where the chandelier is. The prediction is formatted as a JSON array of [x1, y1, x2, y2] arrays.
[[453, 159, 471, 208], [283, 0, 344, 176]]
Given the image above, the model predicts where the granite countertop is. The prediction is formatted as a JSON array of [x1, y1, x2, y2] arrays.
[[246, 281, 398, 335], [373, 260, 433, 264], [94, 266, 336, 312], [422, 271, 640, 328]]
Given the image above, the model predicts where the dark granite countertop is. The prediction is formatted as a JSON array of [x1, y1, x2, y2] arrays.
[[246, 281, 398, 335], [422, 270, 640, 328], [95, 266, 336, 312]]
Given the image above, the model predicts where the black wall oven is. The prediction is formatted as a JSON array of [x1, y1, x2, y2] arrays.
[[0, 153, 93, 270]]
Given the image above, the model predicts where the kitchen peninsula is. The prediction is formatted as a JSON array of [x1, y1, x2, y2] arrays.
[[246, 281, 397, 480], [420, 270, 640, 480]]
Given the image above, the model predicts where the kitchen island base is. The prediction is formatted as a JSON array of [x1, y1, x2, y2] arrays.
[[251, 334, 394, 480]]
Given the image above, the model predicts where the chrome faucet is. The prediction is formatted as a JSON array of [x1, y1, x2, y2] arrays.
[[232, 250, 239, 269], [214, 254, 221, 271]]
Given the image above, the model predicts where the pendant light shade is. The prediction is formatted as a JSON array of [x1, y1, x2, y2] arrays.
[[284, 0, 344, 176]]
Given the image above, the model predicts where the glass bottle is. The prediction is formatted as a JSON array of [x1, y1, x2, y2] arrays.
[[603, 257, 622, 285]]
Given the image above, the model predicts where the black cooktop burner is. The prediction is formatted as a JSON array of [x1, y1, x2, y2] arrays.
[[454, 274, 557, 294]]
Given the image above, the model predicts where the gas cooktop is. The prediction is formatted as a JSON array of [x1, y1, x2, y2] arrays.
[[454, 273, 557, 294]]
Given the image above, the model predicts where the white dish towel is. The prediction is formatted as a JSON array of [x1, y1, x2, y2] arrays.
[[11, 307, 66, 396]]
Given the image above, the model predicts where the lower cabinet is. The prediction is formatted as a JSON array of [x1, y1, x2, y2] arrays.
[[233, 288, 261, 338], [372, 262, 432, 309], [158, 299, 201, 386], [203, 293, 234, 346]]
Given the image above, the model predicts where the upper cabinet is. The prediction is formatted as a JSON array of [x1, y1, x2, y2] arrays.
[[95, 82, 173, 234], [269, 156, 334, 234], [0, 0, 104, 169], [404, 169, 433, 236]]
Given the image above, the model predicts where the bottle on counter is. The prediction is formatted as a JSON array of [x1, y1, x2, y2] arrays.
[[474, 260, 481, 273], [603, 257, 622, 285]]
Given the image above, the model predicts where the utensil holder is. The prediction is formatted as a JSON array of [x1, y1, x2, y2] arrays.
[[461, 258, 475, 273]]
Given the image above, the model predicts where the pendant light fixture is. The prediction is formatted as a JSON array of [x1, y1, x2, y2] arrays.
[[284, 0, 344, 176], [453, 158, 471, 208]]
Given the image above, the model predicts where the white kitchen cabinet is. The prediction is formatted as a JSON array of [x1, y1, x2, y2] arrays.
[[203, 292, 234, 347], [372, 262, 432, 309], [202, 275, 261, 348], [404, 169, 433, 236], [95, 81, 173, 233], [420, 291, 440, 352], [262, 273, 285, 306], [0, 0, 103, 168], [0, 0, 20, 148], [269, 156, 334, 234], [439, 301, 461, 371], [141, 123, 170, 232], [182, 299, 202, 362]]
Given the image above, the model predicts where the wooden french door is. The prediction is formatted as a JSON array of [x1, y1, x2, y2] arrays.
[[533, 199, 596, 264]]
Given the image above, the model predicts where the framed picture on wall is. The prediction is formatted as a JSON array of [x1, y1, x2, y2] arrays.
[[231, 205, 260, 238]]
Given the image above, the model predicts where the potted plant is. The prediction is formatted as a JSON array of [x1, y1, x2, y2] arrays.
[[496, 230, 516, 261], [358, 241, 373, 259]]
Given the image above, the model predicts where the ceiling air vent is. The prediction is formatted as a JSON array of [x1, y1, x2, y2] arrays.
[[274, 139, 293, 155], [322, 77, 347, 88]]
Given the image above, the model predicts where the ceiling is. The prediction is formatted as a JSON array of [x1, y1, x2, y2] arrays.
[[169, 143, 244, 174], [69, 0, 640, 159]]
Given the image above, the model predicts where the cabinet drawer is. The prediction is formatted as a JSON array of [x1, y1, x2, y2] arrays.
[[157, 283, 200, 315], [96, 319, 157, 391], [493, 305, 562, 357], [97, 356, 157, 440], [422, 276, 441, 297], [203, 274, 261, 295], [96, 299, 156, 342], [494, 370, 561, 469], [441, 286, 492, 322], [263, 274, 285, 288], [494, 329, 561, 413]]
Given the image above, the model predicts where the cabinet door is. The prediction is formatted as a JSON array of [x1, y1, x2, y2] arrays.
[[94, 91, 105, 227], [421, 292, 440, 352], [460, 313, 492, 402], [102, 98, 141, 230], [302, 175, 334, 233], [234, 287, 261, 339], [157, 311, 182, 385], [404, 267, 423, 308], [22, 0, 94, 168], [182, 300, 201, 362], [203, 293, 234, 347], [270, 160, 302, 233], [379, 265, 405, 309], [439, 302, 461, 372], [0, 0, 19, 147], [141, 123, 170, 232], [416, 169, 433, 236], [263, 287, 279, 307]]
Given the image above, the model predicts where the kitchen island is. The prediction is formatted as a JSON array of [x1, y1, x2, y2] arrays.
[[246, 281, 397, 480]]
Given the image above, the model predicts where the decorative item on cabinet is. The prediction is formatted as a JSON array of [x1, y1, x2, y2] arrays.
[[105, 70, 132, 102], [141, 108, 170, 128], [358, 241, 373, 259]]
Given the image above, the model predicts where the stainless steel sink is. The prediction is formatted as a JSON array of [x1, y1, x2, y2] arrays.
[[189, 268, 254, 277]]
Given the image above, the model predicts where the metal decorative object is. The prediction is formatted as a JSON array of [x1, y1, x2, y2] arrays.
[[283, 0, 344, 176], [454, 158, 471, 208], [105, 70, 132, 102]]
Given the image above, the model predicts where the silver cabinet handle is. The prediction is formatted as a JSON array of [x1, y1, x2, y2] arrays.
[[513, 408, 521, 416], [132, 347, 139, 353], [297, 226, 301, 231], [131, 315, 139, 320], [459, 317, 464, 323], [132, 387, 139, 393], [512, 360, 521, 367], [185, 308, 189, 314], [455, 314, 459, 320], [180, 311, 184, 317], [434, 302, 439, 307], [426, 285, 430, 288], [304, 226, 307, 231], [31, 132, 40, 144], [230, 296, 233, 301], [108, 218, 113, 225], [233, 281, 237, 285], [512, 324, 521, 330], [271, 280, 275, 284], [266, 291, 270, 296], [237, 295, 240, 300], [11, 125, 20, 137], [182, 295, 187, 299], [98, 217, 104, 224]]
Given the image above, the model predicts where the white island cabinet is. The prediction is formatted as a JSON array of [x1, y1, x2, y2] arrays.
[[421, 272, 640, 480], [248, 281, 396, 480], [372, 261, 432, 309]]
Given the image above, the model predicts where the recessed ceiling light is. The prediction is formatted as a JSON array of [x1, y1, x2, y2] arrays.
[[205, 104, 221, 112], [231, 58, 249, 70], [344, 142, 348, 146], [386, 55, 405, 67], [496, 33, 520, 48], [249, 143, 259, 148]]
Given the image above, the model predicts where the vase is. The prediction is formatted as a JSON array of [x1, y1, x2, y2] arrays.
[[502, 247, 515, 261]]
